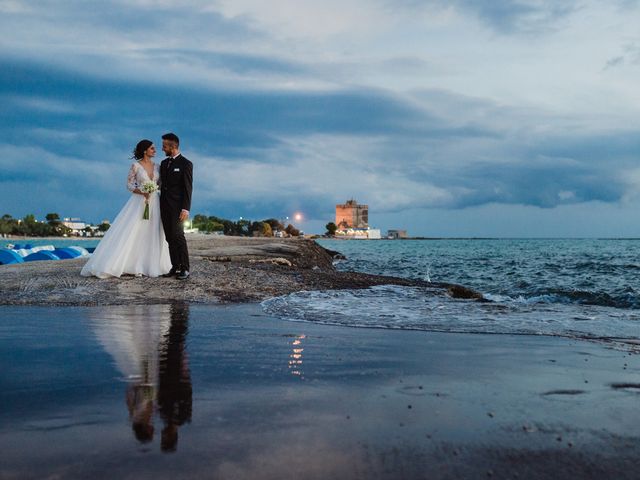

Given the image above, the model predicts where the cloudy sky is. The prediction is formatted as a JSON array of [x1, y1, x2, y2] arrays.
[[1, 0, 639, 236]]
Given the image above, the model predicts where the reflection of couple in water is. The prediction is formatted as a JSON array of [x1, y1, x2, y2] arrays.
[[93, 303, 192, 452]]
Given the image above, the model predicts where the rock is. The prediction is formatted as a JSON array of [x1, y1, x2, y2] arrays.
[[447, 284, 484, 300], [249, 257, 293, 267], [320, 246, 347, 260]]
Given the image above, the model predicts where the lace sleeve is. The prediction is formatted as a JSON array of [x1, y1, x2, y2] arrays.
[[127, 163, 138, 192]]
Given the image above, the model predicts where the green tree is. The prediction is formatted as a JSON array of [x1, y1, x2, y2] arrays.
[[285, 224, 300, 237], [249, 221, 273, 237], [237, 219, 251, 236], [262, 218, 285, 233], [98, 222, 111, 232], [325, 222, 337, 236], [0, 214, 14, 235], [261, 222, 273, 237], [45, 213, 60, 225], [192, 214, 225, 233]]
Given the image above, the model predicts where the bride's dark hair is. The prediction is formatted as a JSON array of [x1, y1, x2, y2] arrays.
[[132, 139, 153, 160]]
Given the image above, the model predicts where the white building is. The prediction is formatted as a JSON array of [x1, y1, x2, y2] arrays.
[[62, 218, 87, 236]]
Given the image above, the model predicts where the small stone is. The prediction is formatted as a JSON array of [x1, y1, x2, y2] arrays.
[[556, 436, 562, 442], [568, 442, 573, 448], [488, 412, 494, 418], [487, 469, 493, 477]]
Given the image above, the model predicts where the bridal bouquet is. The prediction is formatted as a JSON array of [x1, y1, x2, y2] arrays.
[[141, 181, 158, 220]]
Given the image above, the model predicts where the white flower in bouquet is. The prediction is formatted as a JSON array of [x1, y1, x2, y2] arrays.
[[141, 181, 158, 220]]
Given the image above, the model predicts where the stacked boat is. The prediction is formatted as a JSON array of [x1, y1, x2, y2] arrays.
[[0, 244, 95, 265]]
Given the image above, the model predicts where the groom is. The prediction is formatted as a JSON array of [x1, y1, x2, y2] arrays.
[[160, 133, 193, 280]]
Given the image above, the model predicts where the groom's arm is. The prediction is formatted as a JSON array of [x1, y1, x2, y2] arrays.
[[181, 160, 193, 213]]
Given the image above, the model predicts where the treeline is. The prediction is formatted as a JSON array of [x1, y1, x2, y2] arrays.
[[0, 213, 109, 237], [192, 215, 301, 237]]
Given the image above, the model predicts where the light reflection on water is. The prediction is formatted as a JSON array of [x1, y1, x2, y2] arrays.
[[288, 335, 306, 378]]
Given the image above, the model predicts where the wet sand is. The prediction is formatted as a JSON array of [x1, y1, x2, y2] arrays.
[[0, 235, 480, 305], [1, 303, 640, 479]]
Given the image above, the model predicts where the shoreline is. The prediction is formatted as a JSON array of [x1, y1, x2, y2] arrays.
[[0, 235, 482, 306]]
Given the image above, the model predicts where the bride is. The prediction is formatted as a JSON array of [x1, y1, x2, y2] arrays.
[[81, 140, 172, 278]]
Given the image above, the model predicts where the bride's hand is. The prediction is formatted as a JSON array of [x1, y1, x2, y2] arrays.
[[142, 192, 150, 201]]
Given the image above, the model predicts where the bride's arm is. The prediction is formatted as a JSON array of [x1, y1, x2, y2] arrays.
[[127, 163, 149, 199]]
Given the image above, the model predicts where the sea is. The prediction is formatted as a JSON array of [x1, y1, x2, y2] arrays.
[[263, 239, 640, 342]]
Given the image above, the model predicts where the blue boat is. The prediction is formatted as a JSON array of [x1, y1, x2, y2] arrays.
[[53, 248, 82, 259], [0, 249, 24, 265], [66, 246, 90, 257], [24, 251, 61, 262]]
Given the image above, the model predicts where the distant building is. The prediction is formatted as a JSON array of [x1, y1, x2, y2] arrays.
[[62, 217, 87, 236], [335, 199, 368, 230], [333, 199, 380, 239], [387, 229, 408, 239]]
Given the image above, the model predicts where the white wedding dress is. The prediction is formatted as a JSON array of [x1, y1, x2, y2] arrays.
[[81, 162, 172, 278]]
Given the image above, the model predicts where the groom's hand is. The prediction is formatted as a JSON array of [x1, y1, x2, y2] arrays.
[[179, 210, 190, 222]]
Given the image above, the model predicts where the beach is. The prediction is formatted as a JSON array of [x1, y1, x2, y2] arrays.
[[2, 303, 640, 479], [0, 235, 479, 305]]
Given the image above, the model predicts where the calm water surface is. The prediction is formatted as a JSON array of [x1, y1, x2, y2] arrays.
[[3, 303, 640, 479]]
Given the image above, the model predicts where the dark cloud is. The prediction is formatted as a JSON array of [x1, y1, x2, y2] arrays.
[[387, 0, 578, 34], [1, 57, 638, 223], [1, 0, 262, 42], [138, 49, 308, 76], [604, 56, 625, 70]]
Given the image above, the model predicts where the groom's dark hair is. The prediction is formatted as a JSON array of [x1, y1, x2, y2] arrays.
[[162, 132, 180, 146]]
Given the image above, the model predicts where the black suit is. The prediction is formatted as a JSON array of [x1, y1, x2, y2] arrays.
[[160, 154, 193, 271], [158, 303, 192, 452]]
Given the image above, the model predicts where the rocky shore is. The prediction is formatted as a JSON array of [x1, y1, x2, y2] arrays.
[[0, 235, 482, 305]]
